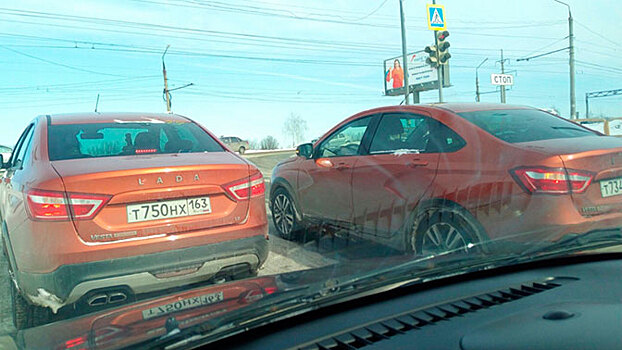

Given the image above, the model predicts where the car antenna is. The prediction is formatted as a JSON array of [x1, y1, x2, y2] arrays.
[[94, 93, 100, 113]]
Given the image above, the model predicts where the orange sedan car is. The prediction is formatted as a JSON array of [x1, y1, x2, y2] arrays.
[[0, 113, 268, 329], [270, 104, 622, 254]]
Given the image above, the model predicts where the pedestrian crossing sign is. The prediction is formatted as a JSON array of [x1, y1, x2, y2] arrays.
[[427, 4, 446, 31]]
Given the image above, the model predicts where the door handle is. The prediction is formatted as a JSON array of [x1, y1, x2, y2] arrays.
[[406, 159, 429, 168], [335, 163, 351, 170]]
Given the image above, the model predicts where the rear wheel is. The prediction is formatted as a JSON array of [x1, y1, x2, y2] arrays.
[[11, 280, 52, 330], [238, 146, 246, 154], [271, 188, 300, 240], [408, 205, 484, 256]]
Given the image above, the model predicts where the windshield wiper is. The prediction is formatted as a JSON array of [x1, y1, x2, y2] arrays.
[[550, 126, 591, 133], [512, 228, 622, 262]]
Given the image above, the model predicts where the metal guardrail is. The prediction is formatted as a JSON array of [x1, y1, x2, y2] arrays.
[[241, 148, 296, 157]]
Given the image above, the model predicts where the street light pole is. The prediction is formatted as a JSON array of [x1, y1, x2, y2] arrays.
[[554, 0, 576, 119], [475, 58, 488, 102], [399, 0, 410, 105]]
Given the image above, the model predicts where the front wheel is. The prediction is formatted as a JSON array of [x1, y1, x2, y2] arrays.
[[271, 188, 300, 241], [408, 206, 484, 256]]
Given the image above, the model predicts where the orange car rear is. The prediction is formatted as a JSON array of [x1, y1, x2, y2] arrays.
[[0, 113, 268, 329]]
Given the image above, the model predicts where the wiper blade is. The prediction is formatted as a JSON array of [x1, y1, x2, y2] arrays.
[[515, 228, 622, 261], [550, 126, 591, 133]]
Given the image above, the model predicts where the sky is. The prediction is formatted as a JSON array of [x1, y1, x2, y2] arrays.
[[1, 0, 621, 148]]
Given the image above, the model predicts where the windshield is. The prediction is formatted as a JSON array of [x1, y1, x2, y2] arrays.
[[0, 1, 621, 349]]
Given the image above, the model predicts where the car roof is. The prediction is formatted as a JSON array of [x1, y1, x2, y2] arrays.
[[355, 103, 532, 117], [46, 112, 190, 125]]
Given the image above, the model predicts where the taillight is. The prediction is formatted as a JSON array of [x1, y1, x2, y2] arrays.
[[26, 189, 111, 221], [511, 167, 594, 194], [223, 172, 265, 200]]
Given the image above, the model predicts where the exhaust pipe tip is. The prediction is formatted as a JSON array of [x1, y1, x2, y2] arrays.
[[86, 290, 128, 307], [87, 294, 108, 307], [108, 291, 127, 304]]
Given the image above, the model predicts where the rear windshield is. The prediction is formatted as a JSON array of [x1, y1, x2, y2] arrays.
[[458, 109, 598, 143], [48, 121, 224, 161]]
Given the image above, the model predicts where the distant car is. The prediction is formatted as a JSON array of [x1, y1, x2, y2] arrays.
[[0, 145, 11, 164], [271, 103, 622, 255], [0, 113, 268, 329], [220, 136, 250, 154]]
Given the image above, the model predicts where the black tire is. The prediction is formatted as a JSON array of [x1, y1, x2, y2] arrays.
[[238, 146, 246, 155], [11, 281, 52, 330], [271, 188, 301, 240], [408, 205, 484, 256]]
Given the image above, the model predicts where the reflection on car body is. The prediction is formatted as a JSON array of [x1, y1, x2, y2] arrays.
[[17, 276, 278, 349], [270, 103, 622, 255], [0, 113, 269, 329]]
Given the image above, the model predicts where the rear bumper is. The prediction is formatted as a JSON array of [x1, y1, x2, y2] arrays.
[[16, 235, 268, 310]]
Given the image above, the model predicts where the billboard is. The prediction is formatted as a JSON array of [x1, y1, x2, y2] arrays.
[[384, 51, 448, 97]]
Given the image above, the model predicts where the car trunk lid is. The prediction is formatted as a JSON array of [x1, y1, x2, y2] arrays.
[[519, 136, 622, 216], [51, 152, 252, 243]]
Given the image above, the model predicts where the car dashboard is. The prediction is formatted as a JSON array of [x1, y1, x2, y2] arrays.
[[213, 254, 622, 350]]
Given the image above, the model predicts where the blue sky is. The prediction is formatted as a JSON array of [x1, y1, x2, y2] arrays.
[[1, 0, 621, 147]]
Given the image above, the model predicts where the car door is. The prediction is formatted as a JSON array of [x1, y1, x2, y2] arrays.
[[351, 112, 446, 239], [297, 115, 376, 225], [1, 123, 34, 224]]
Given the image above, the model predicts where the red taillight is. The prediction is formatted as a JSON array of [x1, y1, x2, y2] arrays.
[[264, 286, 277, 295], [511, 167, 594, 194], [60, 335, 87, 350], [135, 149, 157, 154], [26, 189, 110, 221], [223, 172, 265, 201]]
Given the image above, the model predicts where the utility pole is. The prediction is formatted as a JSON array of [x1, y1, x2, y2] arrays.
[[499, 49, 506, 103], [94, 93, 100, 112], [475, 58, 488, 102], [399, 0, 410, 105], [554, 0, 576, 119], [162, 45, 172, 113]]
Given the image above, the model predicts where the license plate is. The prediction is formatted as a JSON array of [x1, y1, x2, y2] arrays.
[[127, 196, 211, 223], [141, 291, 224, 320], [600, 178, 622, 198]]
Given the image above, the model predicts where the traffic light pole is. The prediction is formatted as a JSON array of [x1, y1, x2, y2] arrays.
[[399, 0, 410, 105], [432, 0, 443, 103], [434, 32, 443, 103]]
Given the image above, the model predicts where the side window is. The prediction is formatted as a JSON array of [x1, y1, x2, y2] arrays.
[[12, 124, 35, 169], [316, 116, 372, 158], [369, 114, 430, 154], [426, 119, 466, 153]]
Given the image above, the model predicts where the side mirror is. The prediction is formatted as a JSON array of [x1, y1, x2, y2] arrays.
[[296, 143, 313, 159], [0, 154, 6, 169]]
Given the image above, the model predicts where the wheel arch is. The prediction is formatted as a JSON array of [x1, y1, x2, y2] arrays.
[[406, 197, 490, 251]]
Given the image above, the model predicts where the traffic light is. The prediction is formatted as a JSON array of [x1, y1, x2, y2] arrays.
[[424, 45, 439, 67], [436, 31, 451, 64]]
